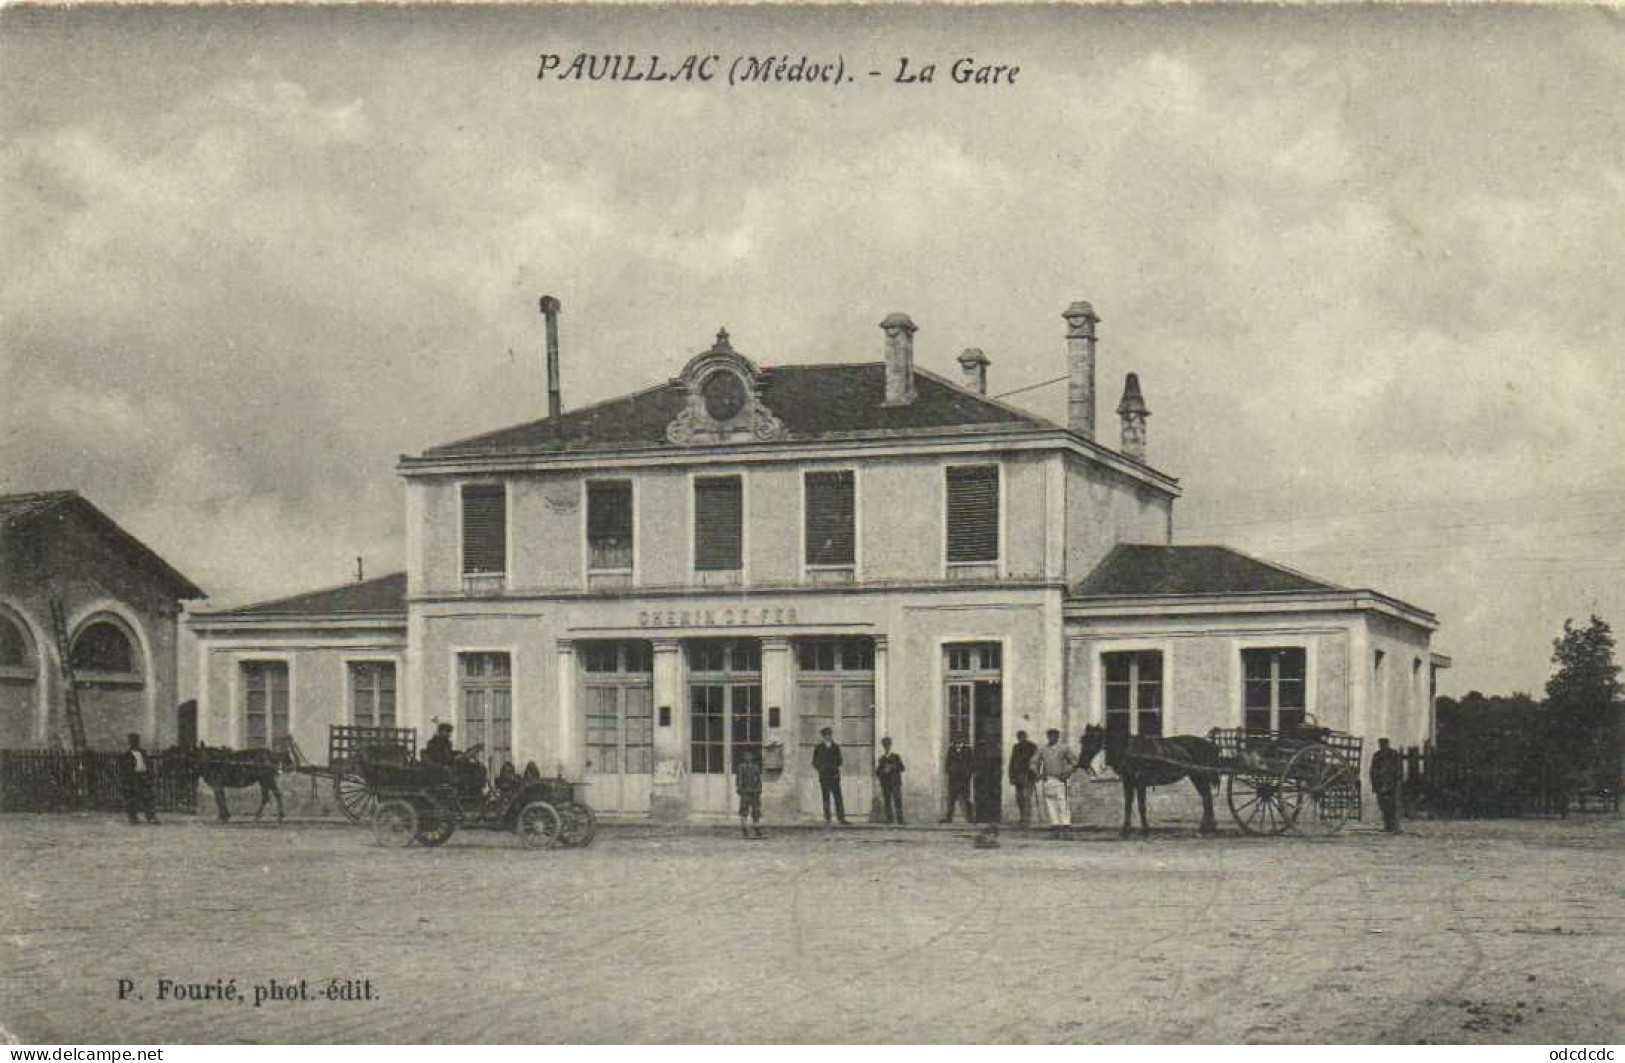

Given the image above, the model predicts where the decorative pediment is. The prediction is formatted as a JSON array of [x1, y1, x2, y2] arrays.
[[666, 329, 786, 446]]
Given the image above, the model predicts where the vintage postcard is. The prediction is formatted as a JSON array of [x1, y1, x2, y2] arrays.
[[0, 2, 1620, 1048]]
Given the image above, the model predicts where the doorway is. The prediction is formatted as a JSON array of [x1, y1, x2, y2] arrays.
[[580, 640, 654, 814], [946, 642, 1003, 823], [687, 639, 762, 814]]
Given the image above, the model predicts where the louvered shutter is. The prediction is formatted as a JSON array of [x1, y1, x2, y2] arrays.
[[694, 476, 743, 570], [945, 465, 999, 563], [804, 470, 855, 566], [461, 484, 507, 574]]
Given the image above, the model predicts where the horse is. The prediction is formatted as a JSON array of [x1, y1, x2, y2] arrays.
[[174, 746, 288, 823], [1078, 724, 1221, 838]]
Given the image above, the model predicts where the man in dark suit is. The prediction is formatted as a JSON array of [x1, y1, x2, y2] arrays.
[[812, 727, 849, 825], [941, 736, 976, 823], [1369, 737, 1403, 833], [1008, 730, 1038, 829], [121, 732, 157, 825], [424, 723, 455, 767], [875, 736, 905, 825]]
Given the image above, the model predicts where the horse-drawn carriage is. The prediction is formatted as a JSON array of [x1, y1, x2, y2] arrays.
[[1081, 719, 1363, 837], [363, 752, 597, 850]]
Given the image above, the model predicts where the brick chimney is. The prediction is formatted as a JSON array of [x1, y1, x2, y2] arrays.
[[1062, 300, 1100, 440], [880, 313, 918, 406], [1117, 372, 1150, 462], [539, 295, 563, 420], [957, 348, 990, 395]]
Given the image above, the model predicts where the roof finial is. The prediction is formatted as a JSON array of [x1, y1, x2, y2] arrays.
[[713, 328, 733, 352]]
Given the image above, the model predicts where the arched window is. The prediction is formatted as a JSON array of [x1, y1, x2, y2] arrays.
[[0, 613, 34, 674], [70, 619, 138, 676]]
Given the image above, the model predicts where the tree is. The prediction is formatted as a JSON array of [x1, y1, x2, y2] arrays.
[[1545, 615, 1621, 788]]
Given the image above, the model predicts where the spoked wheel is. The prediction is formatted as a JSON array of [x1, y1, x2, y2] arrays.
[[335, 773, 375, 823], [1284, 746, 1357, 835], [558, 802, 598, 848], [1227, 771, 1302, 835], [415, 800, 459, 848], [373, 799, 418, 847], [515, 800, 562, 850]]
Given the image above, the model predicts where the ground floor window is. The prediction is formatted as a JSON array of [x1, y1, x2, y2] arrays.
[[1243, 647, 1306, 733], [1104, 651, 1163, 736], [688, 639, 761, 775], [581, 640, 654, 777], [241, 660, 289, 750], [459, 652, 512, 775], [350, 661, 397, 728], [796, 637, 876, 754]]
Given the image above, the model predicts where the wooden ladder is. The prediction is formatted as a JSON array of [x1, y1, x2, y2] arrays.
[[48, 599, 88, 751]]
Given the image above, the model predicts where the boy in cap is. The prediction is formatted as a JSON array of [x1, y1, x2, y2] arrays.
[[735, 747, 765, 839]]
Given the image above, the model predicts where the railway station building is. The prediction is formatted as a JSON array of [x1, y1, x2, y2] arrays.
[[190, 300, 1447, 822]]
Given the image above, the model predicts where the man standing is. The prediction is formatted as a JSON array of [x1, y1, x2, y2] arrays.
[[941, 736, 976, 823], [1370, 737, 1403, 833], [735, 747, 765, 839], [812, 727, 849, 825], [122, 732, 156, 825], [1034, 728, 1077, 839], [424, 722, 455, 766], [1008, 730, 1038, 830], [875, 736, 905, 825]]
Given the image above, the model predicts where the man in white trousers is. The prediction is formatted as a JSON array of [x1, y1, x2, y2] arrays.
[[1033, 728, 1077, 840]]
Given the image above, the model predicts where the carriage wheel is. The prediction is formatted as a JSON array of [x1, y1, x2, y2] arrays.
[[1284, 746, 1357, 835], [515, 800, 562, 850], [558, 802, 598, 848], [1227, 771, 1300, 835], [373, 799, 418, 847], [335, 773, 375, 823]]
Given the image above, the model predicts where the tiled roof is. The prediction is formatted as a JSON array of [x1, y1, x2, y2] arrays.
[[205, 572, 407, 618], [0, 490, 205, 600], [1073, 545, 1341, 598], [0, 490, 80, 528], [423, 364, 1047, 457]]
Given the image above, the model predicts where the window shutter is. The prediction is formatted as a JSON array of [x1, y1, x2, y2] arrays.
[[461, 484, 507, 574], [694, 476, 743, 571], [804, 471, 855, 566], [946, 465, 999, 563]]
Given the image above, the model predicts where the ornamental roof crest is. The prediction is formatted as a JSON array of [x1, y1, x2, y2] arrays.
[[665, 329, 786, 446]]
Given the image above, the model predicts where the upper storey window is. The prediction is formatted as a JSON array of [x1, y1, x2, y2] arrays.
[[694, 475, 743, 577], [945, 464, 1000, 567], [461, 483, 507, 582], [804, 470, 855, 574], [587, 481, 634, 573]]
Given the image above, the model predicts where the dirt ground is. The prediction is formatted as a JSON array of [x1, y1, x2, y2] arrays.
[[1, 813, 1619, 1045]]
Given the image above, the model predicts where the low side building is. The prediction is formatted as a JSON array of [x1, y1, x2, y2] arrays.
[[187, 573, 407, 762], [0, 491, 204, 749]]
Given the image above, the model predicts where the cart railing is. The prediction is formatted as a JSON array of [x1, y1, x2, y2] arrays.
[[328, 725, 417, 770]]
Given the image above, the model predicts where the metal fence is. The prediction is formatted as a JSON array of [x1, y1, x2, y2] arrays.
[[0, 749, 197, 813], [1401, 740, 1593, 818]]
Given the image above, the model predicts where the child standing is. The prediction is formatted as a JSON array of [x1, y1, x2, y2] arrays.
[[735, 748, 765, 839]]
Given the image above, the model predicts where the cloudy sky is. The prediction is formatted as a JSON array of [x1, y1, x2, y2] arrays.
[[2, 5, 1621, 697]]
